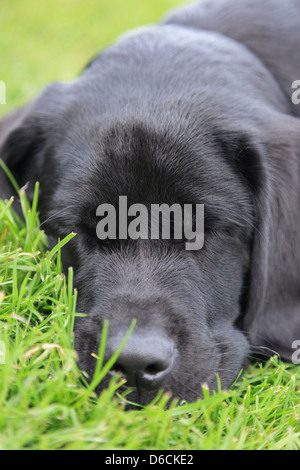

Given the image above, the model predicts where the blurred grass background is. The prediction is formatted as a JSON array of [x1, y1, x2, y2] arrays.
[[0, 0, 186, 116]]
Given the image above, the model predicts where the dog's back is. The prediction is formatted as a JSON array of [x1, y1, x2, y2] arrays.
[[163, 0, 300, 116]]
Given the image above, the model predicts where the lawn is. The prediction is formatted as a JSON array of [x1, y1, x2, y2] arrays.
[[0, 0, 300, 451]]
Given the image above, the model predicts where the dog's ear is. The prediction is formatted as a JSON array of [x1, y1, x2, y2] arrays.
[[242, 113, 300, 362], [0, 82, 67, 208]]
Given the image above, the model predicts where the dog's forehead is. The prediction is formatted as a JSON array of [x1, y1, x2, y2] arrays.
[[62, 119, 254, 233], [47, 114, 253, 237], [82, 120, 220, 204]]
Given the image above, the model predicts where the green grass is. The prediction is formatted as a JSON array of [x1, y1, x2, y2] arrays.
[[1, 0, 300, 451]]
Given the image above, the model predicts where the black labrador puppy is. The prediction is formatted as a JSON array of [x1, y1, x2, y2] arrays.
[[1, 0, 300, 405]]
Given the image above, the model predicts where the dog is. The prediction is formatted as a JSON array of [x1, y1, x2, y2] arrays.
[[1, 0, 300, 405]]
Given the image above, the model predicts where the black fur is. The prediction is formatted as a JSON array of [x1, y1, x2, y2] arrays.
[[1, 0, 300, 404]]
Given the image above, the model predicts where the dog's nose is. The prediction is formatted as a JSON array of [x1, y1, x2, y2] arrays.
[[106, 331, 175, 390]]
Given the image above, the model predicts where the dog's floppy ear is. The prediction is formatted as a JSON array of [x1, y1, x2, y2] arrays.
[[243, 113, 300, 362], [0, 82, 67, 207]]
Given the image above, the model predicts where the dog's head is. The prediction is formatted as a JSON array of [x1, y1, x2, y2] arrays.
[[1, 26, 300, 404]]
